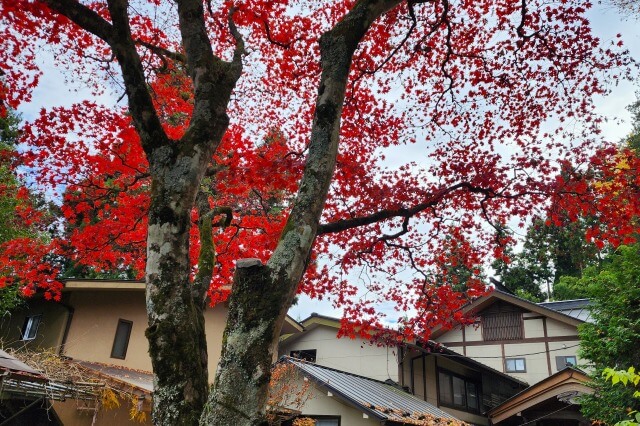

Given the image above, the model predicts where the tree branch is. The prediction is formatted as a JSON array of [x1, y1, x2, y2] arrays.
[[44, 0, 115, 44], [228, 7, 246, 76], [175, 0, 243, 154], [136, 39, 186, 65], [317, 182, 495, 235], [106, 0, 168, 152], [192, 192, 233, 302]]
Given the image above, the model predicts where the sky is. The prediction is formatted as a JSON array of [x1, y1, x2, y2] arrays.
[[15, 1, 640, 323]]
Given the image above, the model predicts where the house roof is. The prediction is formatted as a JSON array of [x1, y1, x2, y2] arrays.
[[404, 342, 529, 388], [74, 360, 153, 394], [431, 289, 584, 339], [285, 357, 464, 425], [488, 367, 592, 424], [538, 299, 591, 322], [287, 312, 527, 388], [63, 278, 145, 291], [0, 350, 100, 402], [0, 349, 45, 378]]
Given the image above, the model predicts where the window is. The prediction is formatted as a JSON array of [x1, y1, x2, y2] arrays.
[[438, 370, 481, 412], [505, 358, 526, 373], [290, 349, 317, 363], [285, 416, 339, 426], [21, 314, 42, 340], [556, 355, 577, 370], [482, 313, 523, 341], [111, 319, 133, 359], [314, 418, 340, 426]]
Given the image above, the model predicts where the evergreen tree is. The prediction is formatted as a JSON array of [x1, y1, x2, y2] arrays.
[[578, 245, 640, 424]]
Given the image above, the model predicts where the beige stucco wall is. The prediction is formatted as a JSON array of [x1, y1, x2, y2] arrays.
[[549, 341, 582, 373], [62, 289, 228, 376], [523, 316, 545, 338], [437, 327, 463, 343], [63, 291, 151, 370], [0, 297, 70, 353], [51, 398, 151, 426], [503, 342, 549, 384], [546, 317, 579, 337], [464, 345, 503, 373], [466, 322, 483, 341], [280, 325, 399, 382]]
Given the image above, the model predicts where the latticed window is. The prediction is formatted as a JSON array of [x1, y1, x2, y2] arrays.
[[481, 313, 523, 341]]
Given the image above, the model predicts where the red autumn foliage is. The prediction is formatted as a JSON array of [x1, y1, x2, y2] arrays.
[[0, 0, 634, 340], [551, 145, 640, 250]]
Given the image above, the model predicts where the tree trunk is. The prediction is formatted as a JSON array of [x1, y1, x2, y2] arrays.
[[145, 151, 211, 425], [202, 259, 291, 425]]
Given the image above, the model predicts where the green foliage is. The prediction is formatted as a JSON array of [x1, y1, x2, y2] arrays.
[[553, 275, 596, 300], [627, 97, 640, 154], [602, 367, 640, 426], [493, 217, 602, 302], [578, 245, 640, 424], [0, 109, 27, 245], [0, 110, 28, 313]]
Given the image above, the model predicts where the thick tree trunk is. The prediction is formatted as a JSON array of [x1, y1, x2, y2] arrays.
[[201, 259, 291, 425], [145, 150, 211, 425]]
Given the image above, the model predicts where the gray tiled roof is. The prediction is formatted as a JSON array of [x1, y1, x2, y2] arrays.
[[538, 299, 591, 322], [286, 357, 460, 423]]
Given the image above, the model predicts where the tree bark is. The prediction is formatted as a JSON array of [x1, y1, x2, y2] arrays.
[[202, 1, 402, 424]]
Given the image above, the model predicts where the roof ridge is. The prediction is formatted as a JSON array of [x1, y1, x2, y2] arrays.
[[282, 355, 401, 387]]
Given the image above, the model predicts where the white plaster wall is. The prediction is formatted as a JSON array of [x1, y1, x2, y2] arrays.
[[548, 341, 582, 373], [504, 342, 549, 384], [280, 326, 399, 382], [465, 345, 503, 374], [63, 290, 228, 379], [436, 327, 464, 343], [546, 318, 579, 337], [466, 323, 483, 341], [523, 318, 545, 338]]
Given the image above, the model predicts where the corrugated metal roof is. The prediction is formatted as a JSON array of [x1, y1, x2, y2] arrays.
[[286, 357, 462, 424], [74, 360, 153, 393], [0, 349, 43, 377], [538, 299, 592, 322]]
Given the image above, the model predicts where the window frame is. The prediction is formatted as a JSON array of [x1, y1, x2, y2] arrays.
[[437, 369, 482, 413], [21, 314, 42, 341], [555, 355, 577, 371], [290, 349, 317, 363], [110, 319, 133, 360], [285, 415, 340, 426], [505, 357, 527, 373]]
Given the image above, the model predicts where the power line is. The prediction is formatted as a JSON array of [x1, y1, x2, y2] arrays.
[[432, 343, 581, 359]]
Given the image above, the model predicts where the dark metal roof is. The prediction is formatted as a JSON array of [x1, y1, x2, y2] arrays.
[[538, 299, 591, 322], [410, 342, 529, 388], [74, 360, 153, 393], [0, 350, 43, 377], [486, 290, 586, 325], [285, 357, 461, 424]]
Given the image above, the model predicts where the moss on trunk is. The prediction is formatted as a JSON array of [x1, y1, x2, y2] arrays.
[[201, 259, 290, 425]]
